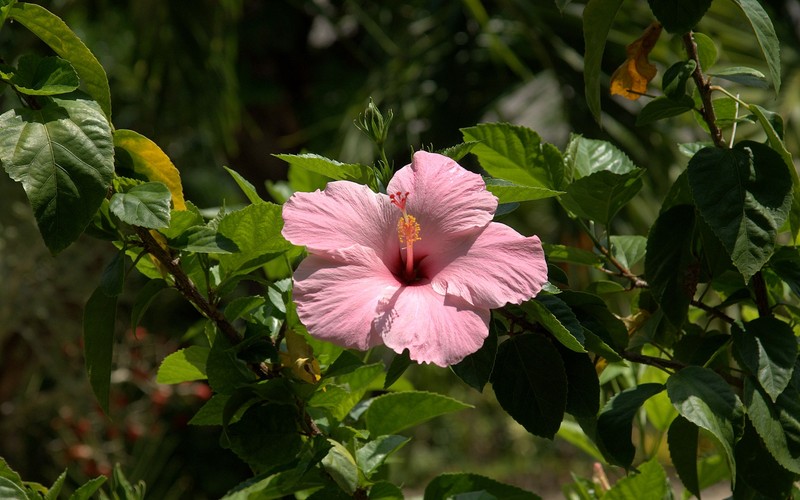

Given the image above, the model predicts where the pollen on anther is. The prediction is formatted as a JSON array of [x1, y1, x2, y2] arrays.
[[397, 214, 421, 244]]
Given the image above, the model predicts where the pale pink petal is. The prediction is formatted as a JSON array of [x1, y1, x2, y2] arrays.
[[293, 245, 400, 350], [428, 223, 548, 309], [373, 284, 490, 367], [282, 181, 400, 261], [387, 151, 497, 258]]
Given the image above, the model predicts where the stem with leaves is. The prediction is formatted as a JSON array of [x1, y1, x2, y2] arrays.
[[683, 32, 725, 148]]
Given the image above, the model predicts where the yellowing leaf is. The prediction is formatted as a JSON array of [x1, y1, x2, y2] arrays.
[[280, 329, 321, 384], [114, 129, 186, 210], [610, 22, 662, 100]]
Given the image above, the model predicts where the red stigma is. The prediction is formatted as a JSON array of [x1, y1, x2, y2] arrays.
[[389, 191, 410, 211]]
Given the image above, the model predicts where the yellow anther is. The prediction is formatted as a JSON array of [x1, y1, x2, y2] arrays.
[[397, 214, 421, 244]]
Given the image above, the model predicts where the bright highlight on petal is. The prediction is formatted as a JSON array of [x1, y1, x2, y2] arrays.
[[282, 150, 549, 367]]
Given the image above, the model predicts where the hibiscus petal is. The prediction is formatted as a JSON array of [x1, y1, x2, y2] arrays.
[[293, 245, 399, 350], [429, 223, 548, 309], [387, 151, 497, 258], [282, 181, 399, 261], [374, 284, 490, 367]]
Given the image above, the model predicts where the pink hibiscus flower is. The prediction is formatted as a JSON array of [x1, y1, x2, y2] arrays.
[[281, 151, 548, 367]]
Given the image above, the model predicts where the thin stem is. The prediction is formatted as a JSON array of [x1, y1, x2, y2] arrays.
[[683, 32, 726, 148], [576, 219, 648, 289], [690, 299, 736, 325], [133, 226, 274, 379], [751, 271, 772, 317]]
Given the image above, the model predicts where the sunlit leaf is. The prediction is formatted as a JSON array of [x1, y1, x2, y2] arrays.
[[7, 54, 79, 95], [114, 129, 186, 210], [365, 391, 471, 437], [604, 459, 669, 500], [9, 2, 112, 119], [157, 346, 210, 384], [109, 182, 171, 229], [730, 0, 781, 94], [273, 153, 372, 183]]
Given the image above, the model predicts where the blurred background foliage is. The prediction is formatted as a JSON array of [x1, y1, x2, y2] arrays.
[[1, 0, 799, 497]]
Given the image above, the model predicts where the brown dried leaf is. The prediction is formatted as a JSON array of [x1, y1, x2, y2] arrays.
[[610, 22, 663, 100]]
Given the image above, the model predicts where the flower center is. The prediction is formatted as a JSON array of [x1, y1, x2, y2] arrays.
[[390, 191, 421, 280]]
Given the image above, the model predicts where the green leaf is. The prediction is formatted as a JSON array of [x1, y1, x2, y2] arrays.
[[662, 59, 697, 99], [744, 375, 800, 474], [224, 403, 302, 473], [68, 476, 107, 500], [735, 419, 798, 498], [559, 290, 628, 353], [224, 166, 263, 205], [424, 472, 540, 500], [521, 295, 586, 352], [596, 383, 665, 467], [0, 96, 114, 253], [451, 319, 498, 392], [220, 464, 323, 500], [383, 350, 412, 390], [217, 203, 292, 275], [648, 0, 711, 33], [99, 250, 125, 297], [688, 142, 792, 282], [636, 96, 695, 126], [113, 129, 186, 210], [667, 366, 744, 485], [168, 225, 238, 254], [693, 32, 719, 70], [542, 243, 603, 267], [110, 182, 171, 229], [461, 123, 564, 190], [582, 0, 624, 123], [7, 54, 79, 95], [604, 458, 669, 500], [491, 334, 567, 439], [560, 170, 644, 223], [559, 346, 600, 418], [364, 391, 471, 437], [131, 279, 167, 332], [312, 363, 384, 421], [9, 3, 112, 119], [748, 104, 800, 242], [322, 440, 358, 495], [273, 153, 371, 183], [770, 246, 800, 298], [484, 178, 564, 204], [82, 286, 118, 414], [730, 0, 781, 94], [645, 204, 697, 327], [565, 135, 639, 180], [356, 435, 410, 477], [44, 471, 66, 500], [437, 141, 480, 162], [711, 66, 769, 88], [368, 481, 404, 500], [189, 394, 229, 426], [668, 416, 700, 498], [207, 331, 258, 395], [0, 477, 28, 500], [610, 235, 647, 270], [733, 318, 797, 401], [156, 346, 210, 384]]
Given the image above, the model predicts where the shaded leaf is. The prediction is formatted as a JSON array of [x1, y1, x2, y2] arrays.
[[491, 334, 567, 439], [744, 375, 800, 474], [583, 0, 625, 122], [666, 366, 744, 485], [82, 286, 118, 414], [636, 96, 695, 125], [559, 346, 600, 418], [356, 435, 410, 477], [560, 169, 644, 223], [451, 318, 498, 392], [543, 243, 603, 267], [733, 318, 796, 401], [662, 59, 696, 98], [438, 141, 480, 162], [131, 279, 167, 331], [9, 2, 112, 119], [0, 96, 114, 253], [521, 295, 585, 352], [604, 459, 669, 500], [645, 204, 697, 327], [688, 142, 792, 282], [609, 235, 647, 270], [668, 415, 700, 498], [648, 0, 711, 33], [384, 349, 412, 390], [322, 440, 358, 495], [596, 383, 665, 467], [424, 472, 540, 500], [8, 54, 78, 95], [711, 66, 769, 88], [364, 391, 471, 437], [224, 403, 302, 473], [564, 135, 639, 180], [734, 419, 797, 498]]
